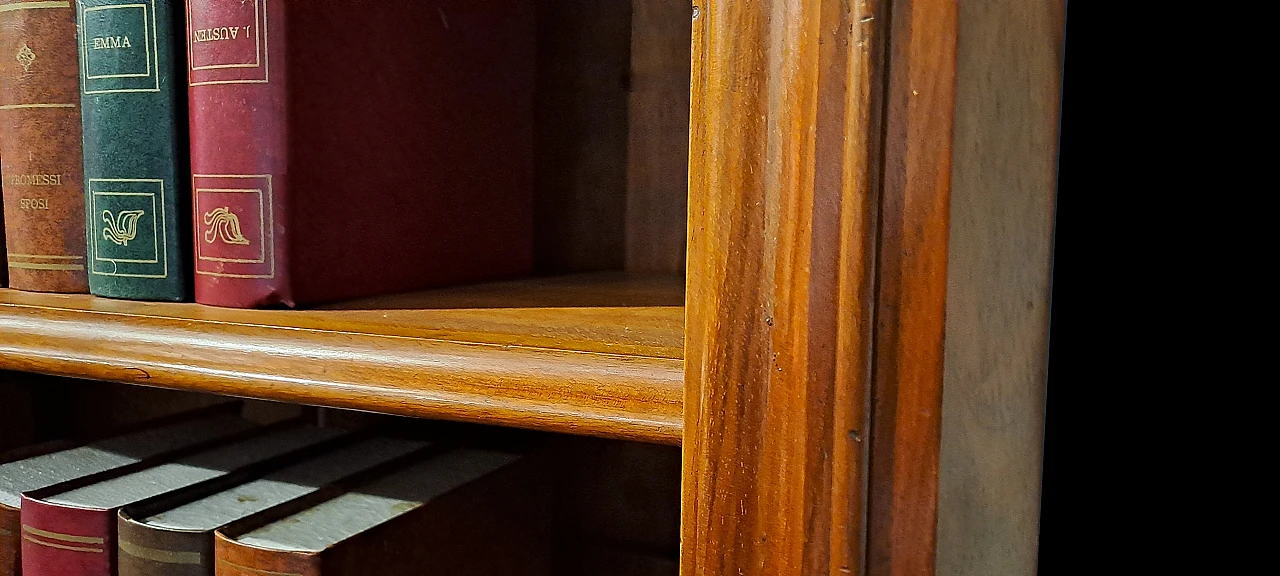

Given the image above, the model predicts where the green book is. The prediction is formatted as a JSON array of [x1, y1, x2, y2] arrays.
[[77, 0, 189, 301]]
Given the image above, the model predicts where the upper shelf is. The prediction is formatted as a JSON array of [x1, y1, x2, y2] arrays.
[[0, 273, 685, 445]]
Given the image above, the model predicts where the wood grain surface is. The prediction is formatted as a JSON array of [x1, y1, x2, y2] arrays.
[[866, 0, 958, 575], [683, 0, 884, 574], [935, 1, 1062, 574], [0, 273, 684, 444]]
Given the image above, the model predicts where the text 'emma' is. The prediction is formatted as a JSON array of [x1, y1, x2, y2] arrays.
[[92, 36, 132, 50]]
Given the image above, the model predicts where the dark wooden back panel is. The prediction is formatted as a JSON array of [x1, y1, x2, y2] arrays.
[[625, 0, 692, 275], [934, 1, 1062, 574], [534, 0, 632, 273]]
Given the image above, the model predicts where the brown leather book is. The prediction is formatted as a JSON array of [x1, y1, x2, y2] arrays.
[[214, 449, 552, 576], [0, 0, 88, 292]]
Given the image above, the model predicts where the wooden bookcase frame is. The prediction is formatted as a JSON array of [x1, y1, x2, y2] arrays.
[[682, 1, 1061, 575], [0, 0, 1062, 574]]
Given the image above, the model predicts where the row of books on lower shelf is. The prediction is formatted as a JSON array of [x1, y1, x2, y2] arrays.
[[0, 404, 550, 576], [1, 0, 534, 308]]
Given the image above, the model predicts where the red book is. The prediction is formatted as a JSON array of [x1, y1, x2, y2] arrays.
[[16, 500, 109, 576], [186, 0, 535, 308], [2, 198, 6, 286], [19, 425, 346, 576]]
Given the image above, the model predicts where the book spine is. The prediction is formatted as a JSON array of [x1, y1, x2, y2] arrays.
[[186, 0, 290, 308], [1, 173, 7, 287], [18, 497, 113, 576], [117, 514, 210, 576], [2, 438, 77, 576], [321, 455, 552, 576], [77, 0, 191, 301], [1, 193, 7, 286], [0, 0, 89, 293], [1, 504, 19, 576], [214, 532, 318, 576]]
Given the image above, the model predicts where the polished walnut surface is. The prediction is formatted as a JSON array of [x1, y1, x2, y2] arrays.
[[0, 273, 684, 445]]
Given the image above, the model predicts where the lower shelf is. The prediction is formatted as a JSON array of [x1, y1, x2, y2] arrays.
[[0, 273, 685, 444]]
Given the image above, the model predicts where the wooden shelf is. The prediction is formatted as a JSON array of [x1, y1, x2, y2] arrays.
[[0, 273, 684, 445]]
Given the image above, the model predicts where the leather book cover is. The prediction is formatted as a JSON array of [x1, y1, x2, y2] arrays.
[[187, 0, 535, 308], [0, 402, 250, 576], [0, 0, 89, 293], [1, 438, 81, 576], [116, 518, 205, 576], [16, 498, 111, 576], [0, 440, 72, 576], [115, 437, 438, 576], [77, 0, 191, 301], [18, 423, 344, 576], [213, 451, 552, 576], [2, 179, 7, 286]]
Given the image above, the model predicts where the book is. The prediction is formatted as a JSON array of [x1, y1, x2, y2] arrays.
[[116, 436, 432, 576], [0, 0, 89, 293], [186, 0, 535, 308], [76, 0, 191, 301], [1, 181, 7, 286], [19, 424, 349, 576], [0, 407, 259, 576], [214, 449, 552, 576]]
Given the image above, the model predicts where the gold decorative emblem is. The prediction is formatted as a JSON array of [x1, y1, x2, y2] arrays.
[[102, 210, 145, 246], [203, 207, 251, 245], [15, 43, 35, 73]]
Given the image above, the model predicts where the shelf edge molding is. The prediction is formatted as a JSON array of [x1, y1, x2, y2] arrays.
[[0, 301, 684, 445]]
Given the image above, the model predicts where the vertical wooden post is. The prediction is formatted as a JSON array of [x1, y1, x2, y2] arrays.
[[865, 0, 958, 575], [682, 0, 888, 574], [684, 0, 961, 574]]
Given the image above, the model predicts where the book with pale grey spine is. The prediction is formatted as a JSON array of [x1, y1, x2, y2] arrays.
[[214, 449, 554, 576], [115, 436, 434, 576], [19, 425, 351, 576], [0, 409, 259, 576]]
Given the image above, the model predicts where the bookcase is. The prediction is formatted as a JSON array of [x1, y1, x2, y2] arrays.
[[0, 0, 1063, 575]]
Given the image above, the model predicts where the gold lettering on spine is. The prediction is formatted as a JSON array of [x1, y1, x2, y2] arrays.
[[192, 25, 249, 42], [8, 173, 63, 186], [91, 36, 132, 50], [188, 0, 268, 84]]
